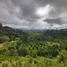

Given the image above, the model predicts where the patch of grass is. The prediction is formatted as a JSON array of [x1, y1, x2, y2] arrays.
[[0, 56, 67, 67]]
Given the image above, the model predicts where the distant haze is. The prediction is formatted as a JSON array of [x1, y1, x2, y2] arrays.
[[0, 0, 67, 30]]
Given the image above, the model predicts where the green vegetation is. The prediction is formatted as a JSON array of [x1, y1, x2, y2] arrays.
[[0, 23, 67, 67]]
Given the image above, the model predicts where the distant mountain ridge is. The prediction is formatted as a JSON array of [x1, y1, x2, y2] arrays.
[[0, 23, 67, 43]]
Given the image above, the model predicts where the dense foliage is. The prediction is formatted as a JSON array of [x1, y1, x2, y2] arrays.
[[0, 23, 67, 67]]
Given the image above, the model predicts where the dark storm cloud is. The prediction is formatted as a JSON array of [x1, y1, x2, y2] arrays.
[[0, 0, 67, 29], [11, 0, 38, 18], [44, 17, 62, 24]]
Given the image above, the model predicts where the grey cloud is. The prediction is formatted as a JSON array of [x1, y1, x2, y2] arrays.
[[11, 0, 38, 18], [0, 0, 67, 29], [44, 17, 62, 24], [35, 0, 67, 16]]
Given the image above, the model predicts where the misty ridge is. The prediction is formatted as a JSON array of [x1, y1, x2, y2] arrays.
[[0, 23, 67, 43]]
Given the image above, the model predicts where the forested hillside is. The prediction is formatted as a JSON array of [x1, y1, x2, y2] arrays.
[[0, 23, 67, 67]]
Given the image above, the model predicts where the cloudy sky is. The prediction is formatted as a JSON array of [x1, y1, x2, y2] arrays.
[[0, 0, 67, 30]]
